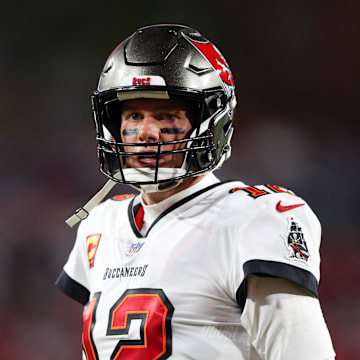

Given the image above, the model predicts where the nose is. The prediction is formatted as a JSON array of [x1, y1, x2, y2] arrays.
[[138, 116, 160, 142]]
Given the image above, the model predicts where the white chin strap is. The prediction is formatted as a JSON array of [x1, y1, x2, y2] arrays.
[[119, 167, 186, 193], [64, 167, 186, 228]]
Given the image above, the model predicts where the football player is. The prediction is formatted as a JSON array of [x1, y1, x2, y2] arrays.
[[56, 24, 336, 359]]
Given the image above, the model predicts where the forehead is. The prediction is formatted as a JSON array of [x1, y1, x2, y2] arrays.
[[121, 98, 194, 113]]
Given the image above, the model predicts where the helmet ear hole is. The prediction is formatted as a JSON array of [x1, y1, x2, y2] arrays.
[[196, 149, 214, 168], [189, 131, 214, 170]]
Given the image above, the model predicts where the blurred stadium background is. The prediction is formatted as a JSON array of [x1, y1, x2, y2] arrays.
[[1, 0, 359, 358]]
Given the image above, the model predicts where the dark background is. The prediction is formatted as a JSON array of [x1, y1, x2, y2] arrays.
[[1, 0, 359, 358]]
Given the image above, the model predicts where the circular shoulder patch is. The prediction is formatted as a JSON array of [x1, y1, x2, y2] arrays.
[[112, 194, 135, 201]]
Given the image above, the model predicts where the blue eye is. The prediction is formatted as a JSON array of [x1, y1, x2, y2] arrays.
[[129, 113, 141, 120]]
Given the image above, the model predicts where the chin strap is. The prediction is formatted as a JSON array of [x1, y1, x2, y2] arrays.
[[65, 179, 117, 228], [119, 168, 186, 193], [65, 168, 188, 227], [129, 179, 183, 194]]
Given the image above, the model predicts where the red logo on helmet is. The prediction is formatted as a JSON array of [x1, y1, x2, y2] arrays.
[[190, 40, 234, 86], [133, 77, 151, 86]]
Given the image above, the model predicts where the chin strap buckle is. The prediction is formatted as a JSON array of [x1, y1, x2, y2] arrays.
[[75, 207, 89, 220], [65, 179, 117, 228]]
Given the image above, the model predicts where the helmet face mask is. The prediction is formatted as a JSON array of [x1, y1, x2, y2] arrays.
[[92, 24, 236, 192]]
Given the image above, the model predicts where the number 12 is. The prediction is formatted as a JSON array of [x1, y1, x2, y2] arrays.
[[82, 288, 174, 360]]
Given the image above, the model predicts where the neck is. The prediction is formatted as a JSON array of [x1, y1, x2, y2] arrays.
[[141, 176, 205, 205]]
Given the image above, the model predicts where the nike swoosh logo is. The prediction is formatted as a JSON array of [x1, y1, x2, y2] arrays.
[[276, 201, 305, 212]]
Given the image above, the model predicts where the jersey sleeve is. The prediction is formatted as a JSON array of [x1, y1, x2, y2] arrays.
[[241, 276, 336, 360], [232, 192, 322, 310], [55, 221, 91, 305]]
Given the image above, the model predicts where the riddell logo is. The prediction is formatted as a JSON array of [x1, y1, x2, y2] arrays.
[[133, 77, 151, 86]]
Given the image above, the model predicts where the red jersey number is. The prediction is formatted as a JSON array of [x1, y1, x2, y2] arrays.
[[82, 289, 174, 360]]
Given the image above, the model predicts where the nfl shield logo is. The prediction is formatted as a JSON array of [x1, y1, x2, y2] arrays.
[[126, 242, 144, 258]]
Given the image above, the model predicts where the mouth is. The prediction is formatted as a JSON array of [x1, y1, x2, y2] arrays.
[[135, 154, 165, 167]]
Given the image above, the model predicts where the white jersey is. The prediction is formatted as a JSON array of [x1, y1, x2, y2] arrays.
[[56, 174, 322, 360]]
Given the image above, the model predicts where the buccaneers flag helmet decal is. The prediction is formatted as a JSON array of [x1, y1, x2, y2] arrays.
[[185, 36, 235, 87]]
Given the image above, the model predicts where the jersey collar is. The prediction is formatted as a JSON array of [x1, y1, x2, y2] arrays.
[[128, 174, 224, 238]]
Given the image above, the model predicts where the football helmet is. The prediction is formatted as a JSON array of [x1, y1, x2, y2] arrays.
[[92, 24, 237, 193]]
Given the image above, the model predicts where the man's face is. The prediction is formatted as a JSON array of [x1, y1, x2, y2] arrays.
[[120, 98, 194, 169]]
